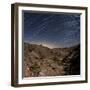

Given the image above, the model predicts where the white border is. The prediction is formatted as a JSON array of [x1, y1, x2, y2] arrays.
[[18, 6, 86, 84]]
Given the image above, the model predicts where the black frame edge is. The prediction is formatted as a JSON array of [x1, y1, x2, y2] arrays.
[[11, 4, 15, 87], [85, 7, 88, 83], [11, 3, 19, 87], [14, 2, 88, 10]]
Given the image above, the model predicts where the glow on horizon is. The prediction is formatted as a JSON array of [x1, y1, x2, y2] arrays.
[[41, 43, 54, 49], [24, 40, 58, 49]]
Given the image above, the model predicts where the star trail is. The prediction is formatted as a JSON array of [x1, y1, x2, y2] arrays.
[[23, 11, 80, 48]]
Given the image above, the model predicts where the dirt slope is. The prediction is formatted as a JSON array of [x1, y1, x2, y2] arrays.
[[24, 43, 80, 77]]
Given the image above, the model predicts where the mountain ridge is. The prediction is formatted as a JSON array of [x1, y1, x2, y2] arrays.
[[24, 42, 80, 77]]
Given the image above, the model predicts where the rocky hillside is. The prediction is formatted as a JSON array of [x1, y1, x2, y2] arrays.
[[24, 43, 80, 77]]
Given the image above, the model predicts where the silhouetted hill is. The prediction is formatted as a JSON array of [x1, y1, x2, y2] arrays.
[[24, 43, 80, 77]]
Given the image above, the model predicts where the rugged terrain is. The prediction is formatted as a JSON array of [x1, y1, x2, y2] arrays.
[[24, 42, 80, 77]]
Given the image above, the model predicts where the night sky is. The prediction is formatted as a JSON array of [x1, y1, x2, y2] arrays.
[[23, 11, 80, 48]]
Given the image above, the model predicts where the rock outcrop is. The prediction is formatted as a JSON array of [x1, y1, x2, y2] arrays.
[[24, 43, 80, 77]]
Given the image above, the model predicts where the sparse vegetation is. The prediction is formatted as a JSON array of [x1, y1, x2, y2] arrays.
[[24, 42, 80, 77]]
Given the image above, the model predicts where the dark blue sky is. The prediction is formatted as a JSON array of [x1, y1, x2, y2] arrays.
[[23, 11, 80, 48]]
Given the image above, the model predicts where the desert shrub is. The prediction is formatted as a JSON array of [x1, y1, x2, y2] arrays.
[[31, 65, 40, 73]]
